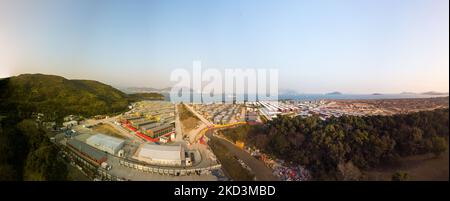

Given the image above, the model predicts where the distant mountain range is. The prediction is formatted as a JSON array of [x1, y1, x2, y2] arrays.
[[400, 91, 449, 96], [120, 86, 173, 94], [325, 91, 343, 95], [282, 90, 448, 96], [279, 88, 300, 95], [421, 91, 449, 96]]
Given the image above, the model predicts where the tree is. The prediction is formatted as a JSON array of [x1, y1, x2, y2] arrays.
[[431, 136, 448, 157], [392, 171, 409, 181], [0, 165, 18, 181], [23, 145, 67, 181], [0, 118, 68, 181]]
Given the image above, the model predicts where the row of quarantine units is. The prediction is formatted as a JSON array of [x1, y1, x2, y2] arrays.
[[121, 117, 175, 142], [66, 138, 108, 165], [63, 144, 104, 180], [65, 139, 125, 181]]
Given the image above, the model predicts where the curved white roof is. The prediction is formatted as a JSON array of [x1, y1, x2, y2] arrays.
[[86, 133, 125, 150]]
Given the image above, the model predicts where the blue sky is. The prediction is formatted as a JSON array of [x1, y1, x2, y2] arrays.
[[0, 0, 448, 93]]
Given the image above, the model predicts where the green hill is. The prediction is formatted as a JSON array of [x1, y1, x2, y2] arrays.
[[0, 74, 165, 181], [127, 92, 165, 101], [0, 74, 161, 121]]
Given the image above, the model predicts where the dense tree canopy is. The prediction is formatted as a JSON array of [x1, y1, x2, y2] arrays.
[[0, 74, 164, 123], [0, 74, 130, 120], [127, 93, 165, 102], [0, 118, 67, 181], [392, 171, 409, 181]]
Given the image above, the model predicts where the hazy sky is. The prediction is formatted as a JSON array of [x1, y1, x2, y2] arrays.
[[0, 0, 448, 93]]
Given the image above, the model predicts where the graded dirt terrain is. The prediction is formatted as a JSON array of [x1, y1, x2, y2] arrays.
[[363, 150, 449, 181], [92, 123, 126, 139]]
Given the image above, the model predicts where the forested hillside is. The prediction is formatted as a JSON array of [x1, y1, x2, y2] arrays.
[[0, 117, 67, 180], [0, 74, 165, 122], [0, 73, 164, 180], [222, 109, 449, 180], [0, 74, 129, 121]]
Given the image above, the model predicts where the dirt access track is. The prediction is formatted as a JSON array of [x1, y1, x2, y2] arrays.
[[207, 130, 279, 181]]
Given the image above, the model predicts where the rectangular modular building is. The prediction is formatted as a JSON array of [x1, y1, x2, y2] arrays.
[[67, 139, 107, 165], [136, 143, 185, 167], [145, 123, 174, 138], [140, 122, 161, 131], [130, 119, 156, 128]]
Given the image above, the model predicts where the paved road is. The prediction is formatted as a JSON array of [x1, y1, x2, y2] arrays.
[[206, 130, 279, 181], [174, 104, 184, 143]]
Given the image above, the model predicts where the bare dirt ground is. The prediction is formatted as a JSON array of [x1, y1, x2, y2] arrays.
[[92, 123, 126, 139], [325, 96, 449, 116], [363, 150, 449, 181], [178, 104, 200, 134]]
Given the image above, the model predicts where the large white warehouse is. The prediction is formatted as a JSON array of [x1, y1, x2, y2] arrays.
[[86, 134, 125, 155], [136, 143, 185, 167]]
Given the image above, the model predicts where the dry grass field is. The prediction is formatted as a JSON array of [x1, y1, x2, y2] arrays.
[[363, 150, 449, 181], [92, 123, 126, 139], [178, 104, 200, 133]]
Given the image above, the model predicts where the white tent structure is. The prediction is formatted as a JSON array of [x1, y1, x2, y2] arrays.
[[86, 134, 125, 155]]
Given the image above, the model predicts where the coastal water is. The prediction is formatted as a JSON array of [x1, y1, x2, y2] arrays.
[[163, 92, 448, 103]]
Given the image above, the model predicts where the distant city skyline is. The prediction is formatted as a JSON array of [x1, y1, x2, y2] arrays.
[[0, 0, 448, 94]]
